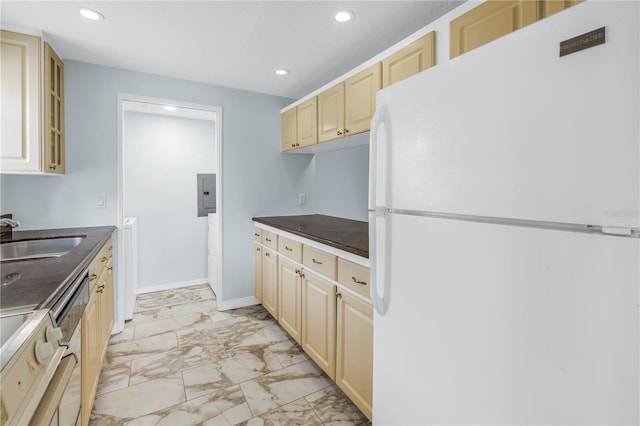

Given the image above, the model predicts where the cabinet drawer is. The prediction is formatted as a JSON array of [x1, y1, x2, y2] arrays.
[[262, 230, 278, 250], [88, 239, 111, 286], [278, 236, 302, 262], [254, 227, 262, 242], [303, 246, 337, 280], [338, 259, 370, 299]]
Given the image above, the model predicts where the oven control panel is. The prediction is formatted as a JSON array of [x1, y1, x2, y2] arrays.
[[0, 313, 64, 425]]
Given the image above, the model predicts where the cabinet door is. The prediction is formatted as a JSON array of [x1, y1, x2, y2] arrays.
[[81, 287, 99, 426], [261, 249, 278, 318], [44, 42, 64, 173], [104, 257, 114, 339], [296, 97, 318, 148], [301, 271, 336, 379], [278, 257, 302, 343], [281, 108, 297, 151], [450, 0, 539, 59], [317, 83, 345, 143], [345, 63, 381, 136], [96, 269, 109, 360], [254, 244, 262, 302], [382, 32, 435, 88], [0, 30, 41, 172], [336, 291, 373, 420], [542, 0, 582, 17]]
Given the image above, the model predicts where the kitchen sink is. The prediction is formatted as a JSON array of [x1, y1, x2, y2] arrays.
[[0, 236, 85, 262]]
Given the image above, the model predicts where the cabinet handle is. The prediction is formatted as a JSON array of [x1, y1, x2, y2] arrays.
[[98, 288, 104, 294], [296, 143, 300, 147], [50, 164, 57, 170], [100, 256, 108, 262], [90, 273, 98, 281], [254, 233, 260, 237], [108, 246, 113, 251], [344, 129, 350, 134], [336, 292, 342, 299], [265, 238, 272, 242], [295, 269, 300, 275], [256, 247, 261, 252], [291, 143, 296, 148], [312, 258, 323, 265], [352, 276, 367, 286], [108, 267, 113, 271], [337, 130, 342, 136], [285, 246, 293, 251], [265, 252, 270, 257]]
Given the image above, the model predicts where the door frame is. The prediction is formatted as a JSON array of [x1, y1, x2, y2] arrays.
[[116, 93, 223, 333]]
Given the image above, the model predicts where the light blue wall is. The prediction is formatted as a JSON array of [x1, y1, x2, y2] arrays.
[[123, 112, 215, 288], [315, 145, 369, 221], [1, 60, 315, 304]]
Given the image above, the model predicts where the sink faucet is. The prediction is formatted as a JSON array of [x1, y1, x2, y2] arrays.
[[0, 218, 20, 228]]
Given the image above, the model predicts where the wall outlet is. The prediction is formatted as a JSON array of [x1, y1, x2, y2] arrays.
[[96, 193, 107, 209], [298, 193, 306, 205]]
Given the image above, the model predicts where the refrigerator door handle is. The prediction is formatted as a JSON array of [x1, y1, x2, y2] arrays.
[[368, 104, 389, 210], [369, 209, 391, 315]]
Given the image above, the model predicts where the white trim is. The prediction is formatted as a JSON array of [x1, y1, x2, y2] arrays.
[[116, 93, 224, 334], [136, 278, 209, 295], [217, 296, 260, 312]]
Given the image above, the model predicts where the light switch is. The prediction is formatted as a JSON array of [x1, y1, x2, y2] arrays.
[[298, 193, 306, 205], [97, 194, 107, 209]]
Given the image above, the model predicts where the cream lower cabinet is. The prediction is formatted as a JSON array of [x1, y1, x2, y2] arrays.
[[254, 244, 263, 302], [82, 236, 113, 426], [81, 284, 99, 426], [301, 270, 337, 379], [278, 257, 302, 343], [261, 248, 278, 318], [336, 290, 373, 420]]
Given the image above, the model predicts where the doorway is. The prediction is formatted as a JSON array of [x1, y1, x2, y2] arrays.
[[116, 94, 222, 333]]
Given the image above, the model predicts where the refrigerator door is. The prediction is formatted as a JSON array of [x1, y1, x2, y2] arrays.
[[373, 213, 639, 425], [374, 1, 639, 229]]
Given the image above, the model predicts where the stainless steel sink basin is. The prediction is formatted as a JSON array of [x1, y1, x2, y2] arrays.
[[0, 236, 85, 262]]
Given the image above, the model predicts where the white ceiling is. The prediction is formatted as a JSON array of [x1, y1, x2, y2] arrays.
[[1, 1, 464, 100]]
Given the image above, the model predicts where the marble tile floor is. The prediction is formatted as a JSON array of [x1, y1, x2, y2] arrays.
[[90, 284, 370, 425]]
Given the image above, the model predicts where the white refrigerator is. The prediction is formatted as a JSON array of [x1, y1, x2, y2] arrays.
[[368, 2, 639, 425]]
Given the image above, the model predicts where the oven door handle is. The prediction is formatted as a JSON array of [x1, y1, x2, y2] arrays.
[[29, 354, 77, 425]]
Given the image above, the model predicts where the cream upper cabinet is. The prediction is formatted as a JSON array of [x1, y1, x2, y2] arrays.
[[1, 30, 41, 172], [261, 248, 278, 318], [281, 107, 297, 152], [336, 290, 373, 420], [344, 62, 381, 136], [278, 257, 302, 343], [542, 0, 582, 17], [44, 42, 65, 173], [301, 270, 337, 379], [382, 32, 435, 88], [1, 31, 65, 174], [317, 83, 345, 143], [450, 0, 539, 59], [296, 97, 318, 148]]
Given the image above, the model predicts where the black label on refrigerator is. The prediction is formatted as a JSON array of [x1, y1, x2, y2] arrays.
[[560, 27, 606, 57]]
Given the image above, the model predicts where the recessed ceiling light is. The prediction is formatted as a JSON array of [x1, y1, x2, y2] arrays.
[[334, 10, 354, 23], [163, 105, 177, 111], [79, 8, 104, 21], [275, 69, 289, 76]]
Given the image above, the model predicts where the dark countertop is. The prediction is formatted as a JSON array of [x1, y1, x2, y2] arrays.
[[252, 214, 368, 258], [0, 226, 115, 312]]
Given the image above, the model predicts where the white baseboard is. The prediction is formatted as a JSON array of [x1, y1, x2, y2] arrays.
[[217, 296, 260, 312], [136, 278, 209, 295]]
